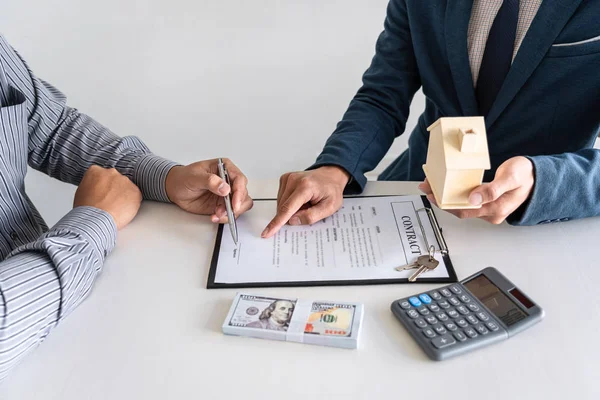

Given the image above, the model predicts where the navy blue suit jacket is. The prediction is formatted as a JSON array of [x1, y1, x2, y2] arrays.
[[311, 0, 600, 225]]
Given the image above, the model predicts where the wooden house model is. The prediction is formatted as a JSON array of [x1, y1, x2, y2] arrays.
[[422, 117, 490, 209]]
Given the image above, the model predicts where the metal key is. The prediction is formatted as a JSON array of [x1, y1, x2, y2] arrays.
[[395, 255, 434, 272], [408, 256, 439, 282]]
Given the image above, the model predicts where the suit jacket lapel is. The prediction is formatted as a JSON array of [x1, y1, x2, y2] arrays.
[[445, 0, 478, 117], [485, 0, 584, 128]]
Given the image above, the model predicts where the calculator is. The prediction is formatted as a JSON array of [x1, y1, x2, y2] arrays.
[[391, 267, 544, 361]]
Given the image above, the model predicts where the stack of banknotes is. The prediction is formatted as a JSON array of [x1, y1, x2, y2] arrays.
[[222, 293, 364, 349]]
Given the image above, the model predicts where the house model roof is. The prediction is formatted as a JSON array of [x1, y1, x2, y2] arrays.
[[427, 117, 491, 170]]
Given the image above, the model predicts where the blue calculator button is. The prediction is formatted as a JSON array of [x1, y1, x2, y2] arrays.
[[419, 294, 432, 304], [409, 297, 422, 307]]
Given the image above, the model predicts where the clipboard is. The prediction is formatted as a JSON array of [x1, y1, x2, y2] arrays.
[[207, 195, 457, 289]]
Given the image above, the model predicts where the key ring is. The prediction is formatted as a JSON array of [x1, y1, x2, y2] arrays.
[[428, 245, 435, 260]]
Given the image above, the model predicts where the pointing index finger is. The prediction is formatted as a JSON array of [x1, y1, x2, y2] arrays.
[[262, 188, 312, 238]]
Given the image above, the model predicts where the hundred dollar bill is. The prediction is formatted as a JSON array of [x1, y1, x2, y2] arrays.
[[304, 302, 355, 337], [222, 293, 364, 349]]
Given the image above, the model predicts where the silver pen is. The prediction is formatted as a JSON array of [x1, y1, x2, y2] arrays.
[[217, 158, 238, 245]]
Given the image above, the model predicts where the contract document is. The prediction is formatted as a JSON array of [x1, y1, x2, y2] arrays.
[[207, 195, 456, 288]]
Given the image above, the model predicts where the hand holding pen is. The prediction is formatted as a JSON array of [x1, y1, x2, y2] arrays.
[[164, 158, 253, 231]]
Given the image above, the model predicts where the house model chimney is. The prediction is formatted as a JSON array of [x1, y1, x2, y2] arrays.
[[458, 128, 478, 153]]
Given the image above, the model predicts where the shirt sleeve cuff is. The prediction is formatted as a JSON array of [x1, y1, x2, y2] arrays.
[[48, 206, 118, 261], [133, 154, 180, 202], [505, 155, 547, 226]]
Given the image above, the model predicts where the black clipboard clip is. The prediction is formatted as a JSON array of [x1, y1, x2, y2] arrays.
[[415, 207, 448, 256]]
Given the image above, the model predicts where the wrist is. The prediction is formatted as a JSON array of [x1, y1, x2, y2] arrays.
[[518, 156, 535, 196], [165, 165, 184, 203], [318, 166, 351, 187]]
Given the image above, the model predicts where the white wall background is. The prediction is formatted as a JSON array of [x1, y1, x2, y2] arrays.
[[1, 0, 425, 225]]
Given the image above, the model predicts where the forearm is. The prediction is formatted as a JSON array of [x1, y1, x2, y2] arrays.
[[0, 207, 116, 379], [309, 0, 421, 191], [0, 35, 177, 201], [509, 149, 600, 225], [310, 99, 409, 193], [29, 105, 178, 201]]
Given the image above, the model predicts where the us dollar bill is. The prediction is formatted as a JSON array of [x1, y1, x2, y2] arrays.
[[304, 302, 356, 337], [223, 293, 364, 349], [227, 294, 297, 332]]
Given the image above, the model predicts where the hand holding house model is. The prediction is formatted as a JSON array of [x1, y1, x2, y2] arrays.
[[422, 117, 491, 209]]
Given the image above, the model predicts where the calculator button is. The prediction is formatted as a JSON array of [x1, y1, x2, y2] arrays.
[[440, 289, 453, 297], [428, 304, 440, 313], [438, 301, 450, 309], [409, 297, 422, 307], [436, 313, 449, 322], [414, 319, 428, 329], [418, 307, 430, 316], [447, 310, 460, 319], [450, 285, 462, 294], [457, 306, 469, 315], [445, 322, 458, 331], [476, 312, 490, 322], [425, 316, 439, 325], [433, 324, 447, 335], [475, 325, 489, 335], [432, 334, 456, 349], [456, 319, 469, 328], [399, 300, 411, 310], [467, 303, 480, 312], [464, 328, 478, 338], [459, 295, 471, 303], [486, 322, 500, 331], [466, 315, 479, 325], [448, 297, 461, 306], [419, 294, 432, 304], [453, 331, 467, 342], [430, 291, 442, 301], [423, 328, 437, 338], [407, 310, 420, 319]]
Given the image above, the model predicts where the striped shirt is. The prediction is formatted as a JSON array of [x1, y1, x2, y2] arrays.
[[0, 34, 177, 380], [468, 0, 543, 85]]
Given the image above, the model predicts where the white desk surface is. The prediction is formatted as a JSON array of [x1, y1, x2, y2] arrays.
[[1, 181, 597, 400]]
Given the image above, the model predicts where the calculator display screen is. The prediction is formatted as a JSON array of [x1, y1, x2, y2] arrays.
[[464, 275, 527, 326]]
